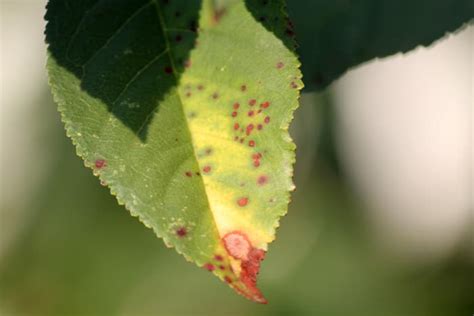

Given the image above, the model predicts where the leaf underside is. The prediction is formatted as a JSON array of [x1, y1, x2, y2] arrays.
[[46, 0, 302, 303]]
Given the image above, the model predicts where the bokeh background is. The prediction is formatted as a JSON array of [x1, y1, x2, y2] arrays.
[[1, 1, 472, 315]]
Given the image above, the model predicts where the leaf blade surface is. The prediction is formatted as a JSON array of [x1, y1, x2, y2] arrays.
[[46, 0, 302, 302]]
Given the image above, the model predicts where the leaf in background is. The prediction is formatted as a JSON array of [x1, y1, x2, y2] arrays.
[[46, 0, 302, 303], [288, 0, 473, 90]]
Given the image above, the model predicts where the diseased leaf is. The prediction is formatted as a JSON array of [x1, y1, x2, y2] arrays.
[[46, 0, 302, 303], [288, 0, 473, 90]]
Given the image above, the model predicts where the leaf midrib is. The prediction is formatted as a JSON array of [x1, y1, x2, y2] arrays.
[[150, 0, 225, 249], [152, 3, 227, 253]]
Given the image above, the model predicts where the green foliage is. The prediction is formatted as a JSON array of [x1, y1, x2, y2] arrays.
[[46, 0, 301, 302], [288, 0, 473, 90]]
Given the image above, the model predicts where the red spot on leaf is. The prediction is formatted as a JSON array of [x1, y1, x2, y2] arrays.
[[252, 153, 262, 160], [197, 84, 204, 90], [185, 171, 193, 177], [264, 116, 270, 124], [231, 111, 238, 117], [248, 110, 255, 117], [257, 124, 263, 130], [176, 227, 187, 237], [233, 102, 240, 109], [237, 197, 249, 207], [203, 165, 211, 173], [219, 265, 226, 270], [234, 123, 240, 130], [241, 85, 247, 92], [246, 124, 254, 135], [223, 231, 251, 259], [248, 99, 256, 106], [248, 140, 255, 147], [252, 152, 262, 167], [257, 175, 268, 185], [224, 276, 233, 283], [276, 62, 284, 69], [95, 159, 106, 169], [214, 254, 224, 261], [204, 263, 215, 271], [260, 101, 270, 109]]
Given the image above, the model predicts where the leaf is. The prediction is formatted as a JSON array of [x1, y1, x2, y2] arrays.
[[287, 0, 473, 90], [46, 0, 302, 303]]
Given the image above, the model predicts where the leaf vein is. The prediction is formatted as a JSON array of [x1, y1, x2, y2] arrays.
[[111, 48, 169, 106], [81, 1, 154, 69]]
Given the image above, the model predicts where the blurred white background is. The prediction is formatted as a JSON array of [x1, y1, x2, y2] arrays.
[[1, 0, 52, 257], [332, 26, 473, 261]]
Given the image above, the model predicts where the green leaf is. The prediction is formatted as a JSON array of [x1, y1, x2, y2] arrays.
[[46, 0, 302, 303], [288, 0, 473, 90]]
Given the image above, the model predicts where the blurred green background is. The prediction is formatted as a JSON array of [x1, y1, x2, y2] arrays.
[[1, 1, 472, 315]]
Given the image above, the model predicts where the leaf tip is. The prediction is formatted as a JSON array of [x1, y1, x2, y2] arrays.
[[220, 231, 269, 303]]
